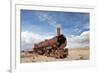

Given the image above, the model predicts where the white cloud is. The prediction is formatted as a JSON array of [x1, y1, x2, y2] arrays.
[[36, 12, 59, 27], [21, 31, 53, 51], [21, 31, 89, 51], [67, 31, 89, 49]]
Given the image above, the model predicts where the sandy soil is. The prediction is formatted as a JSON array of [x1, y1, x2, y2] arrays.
[[21, 47, 89, 63]]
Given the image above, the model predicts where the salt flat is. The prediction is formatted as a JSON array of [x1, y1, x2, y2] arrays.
[[21, 47, 89, 63]]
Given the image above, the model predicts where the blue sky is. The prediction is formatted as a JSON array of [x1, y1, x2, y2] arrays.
[[21, 9, 90, 50], [21, 9, 89, 37]]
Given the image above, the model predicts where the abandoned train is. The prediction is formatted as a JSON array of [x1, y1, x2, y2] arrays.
[[33, 26, 68, 59]]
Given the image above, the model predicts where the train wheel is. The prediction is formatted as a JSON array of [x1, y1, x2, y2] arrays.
[[64, 48, 68, 57], [37, 49, 44, 55], [44, 49, 49, 57], [55, 49, 66, 59]]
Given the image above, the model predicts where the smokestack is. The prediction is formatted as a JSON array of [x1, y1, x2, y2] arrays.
[[56, 24, 61, 36]]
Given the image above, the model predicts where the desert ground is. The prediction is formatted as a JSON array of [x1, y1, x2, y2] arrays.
[[21, 47, 89, 63]]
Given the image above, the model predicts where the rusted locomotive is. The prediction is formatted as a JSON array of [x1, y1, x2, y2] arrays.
[[33, 26, 68, 59]]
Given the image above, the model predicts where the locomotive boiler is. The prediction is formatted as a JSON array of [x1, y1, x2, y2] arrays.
[[33, 26, 68, 59]]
